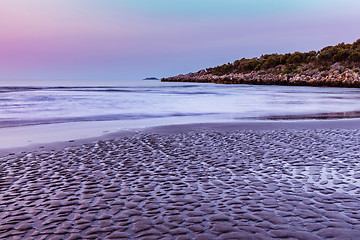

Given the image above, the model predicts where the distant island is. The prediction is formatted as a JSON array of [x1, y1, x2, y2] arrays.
[[143, 77, 159, 80], [162, 39, 360, 87]]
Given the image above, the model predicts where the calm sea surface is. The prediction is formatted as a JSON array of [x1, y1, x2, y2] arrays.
[[1, 80, 360, 128]]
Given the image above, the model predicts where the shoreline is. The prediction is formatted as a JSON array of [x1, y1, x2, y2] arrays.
[[162, 68, 360, 88], [2, 118, 360, 156]]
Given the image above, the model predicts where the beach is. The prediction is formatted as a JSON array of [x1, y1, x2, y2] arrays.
[[2, 0, 360, 239], [1, 120, 360, 239]]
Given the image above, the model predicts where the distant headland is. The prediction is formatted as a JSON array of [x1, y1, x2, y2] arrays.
[[162, 39, 360, 87], [143, 77, 159, 80]]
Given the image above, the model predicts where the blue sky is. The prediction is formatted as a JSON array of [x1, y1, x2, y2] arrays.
[[0, 0, 359, 85]]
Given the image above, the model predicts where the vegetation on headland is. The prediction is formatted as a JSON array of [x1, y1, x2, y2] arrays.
[[162, 39, 360, 87]]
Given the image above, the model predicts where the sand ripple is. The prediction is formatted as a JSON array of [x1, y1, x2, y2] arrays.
[[1, 128, 360, 239]]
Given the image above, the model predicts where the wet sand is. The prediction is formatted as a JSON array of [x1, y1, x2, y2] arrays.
[[1, 121, 360, 239]]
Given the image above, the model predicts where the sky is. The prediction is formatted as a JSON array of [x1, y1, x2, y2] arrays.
[[0, 0, 360, 85]]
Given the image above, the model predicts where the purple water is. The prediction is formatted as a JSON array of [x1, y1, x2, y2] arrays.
[[1, 80, 360, 128]]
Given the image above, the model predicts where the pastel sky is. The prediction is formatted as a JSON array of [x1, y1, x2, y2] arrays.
[[0, 0, 360, 85]]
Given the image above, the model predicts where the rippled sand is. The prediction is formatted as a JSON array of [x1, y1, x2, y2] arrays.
[[1, 128, 360, 239]]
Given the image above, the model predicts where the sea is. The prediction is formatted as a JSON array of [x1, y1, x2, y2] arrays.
[[1, 80, 360, 129]]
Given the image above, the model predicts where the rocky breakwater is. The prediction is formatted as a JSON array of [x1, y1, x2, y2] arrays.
[[162, 67, 360, 88]]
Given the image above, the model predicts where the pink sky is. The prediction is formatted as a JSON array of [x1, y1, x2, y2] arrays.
[[0, 0, 360, 85]]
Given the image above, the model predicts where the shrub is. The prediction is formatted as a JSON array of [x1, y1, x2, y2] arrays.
[[263, 56, 279, 69], [333, 49, 350, 62], [243, 59, 259, 71], [281, 69, 292, 75], [318, 51, 332, 61], [352, 39, 360, 49], [350, 52, 360, 62], [254, 64, 262, 71], [206, 39, 360, 76]]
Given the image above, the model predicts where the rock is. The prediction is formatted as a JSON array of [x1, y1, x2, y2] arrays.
[[162, 67, 360, 88]]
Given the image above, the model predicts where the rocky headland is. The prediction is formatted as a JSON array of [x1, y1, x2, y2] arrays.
[[162, 65, 360, 87], [162, 40, 360, 87]]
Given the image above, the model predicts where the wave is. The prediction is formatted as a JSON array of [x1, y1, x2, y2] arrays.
[[0, 85, 224, 97], [0, 113, 220, 128]]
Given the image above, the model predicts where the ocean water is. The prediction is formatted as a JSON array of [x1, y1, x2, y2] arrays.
[[1, 80, 360, 128]]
